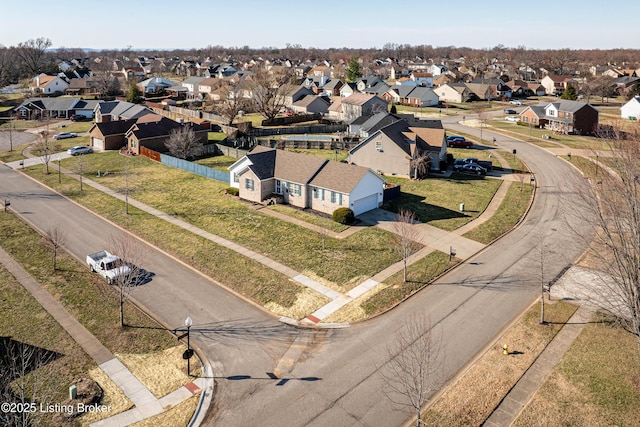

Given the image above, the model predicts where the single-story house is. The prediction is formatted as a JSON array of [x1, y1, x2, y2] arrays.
[[433, 83, 472, 103], [228, 147, 385, 216], [620, 96, 640, 120], [94, 101, 154, 123], [348, 118, 447, 177], [14, 97, 101, 120]]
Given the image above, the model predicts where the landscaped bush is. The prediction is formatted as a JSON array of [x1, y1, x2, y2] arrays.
[[225, 187, 239, 196], [332, 207, 354, 225]]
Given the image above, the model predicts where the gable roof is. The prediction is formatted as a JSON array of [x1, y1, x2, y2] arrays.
[[351, 119, 434, 157], [92, 118, 138, 136], [16, 97, 79, 112], [309, 161, 376, 194], [342, 92, 378, 106], [543, 99, 596, 113]]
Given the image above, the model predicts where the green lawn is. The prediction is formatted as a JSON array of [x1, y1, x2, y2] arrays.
[[208, 131, 227, 142], [463, 182, 534, 244], [194, 154, 237, 170], [386, 175, 502, 231], [267, 204, 349, 233]]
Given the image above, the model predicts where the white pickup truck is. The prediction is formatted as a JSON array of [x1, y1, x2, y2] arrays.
[[86, 250, 132, 284]]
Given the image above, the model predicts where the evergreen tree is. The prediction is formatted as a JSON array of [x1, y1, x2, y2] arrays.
[[126, 83, 143, 104], [390, 104, 397, 114], [346, 57, 362, 82], [560, 82, 578, 100]]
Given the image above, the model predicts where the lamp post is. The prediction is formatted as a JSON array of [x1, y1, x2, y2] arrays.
[[57, 155, 61, 183], [184, 316, 193, 376]]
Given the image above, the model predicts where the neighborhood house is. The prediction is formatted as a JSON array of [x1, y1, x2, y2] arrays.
[[228, 147, 385, 216]]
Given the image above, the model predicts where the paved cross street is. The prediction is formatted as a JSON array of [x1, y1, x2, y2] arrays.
[[0, 116, 595, 426]]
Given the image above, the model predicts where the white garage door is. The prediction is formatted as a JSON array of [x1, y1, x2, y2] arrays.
[[351, 194, 378, 216], [91, 137, 104, 151]]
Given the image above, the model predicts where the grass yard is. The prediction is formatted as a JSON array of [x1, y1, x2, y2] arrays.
[[194, 154, 237, 171], [208, 131, 226, 142], [0, 263, 95, 427], [21, 160, 316, 316], [24, 152, 401, 291], [0, 143, 30, 162], [267, 204, 349, 233], [463, 181, 534, 244], [513, 313, 640, 426], [0, 211, 198, 426], [282, 147, 349, 162], [386, 175, 502, 231], [422, 300, 578, 426]]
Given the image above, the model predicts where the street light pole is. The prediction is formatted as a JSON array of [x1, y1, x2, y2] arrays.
[[185, 316, 192, 376], [58, 156, 61, 183]]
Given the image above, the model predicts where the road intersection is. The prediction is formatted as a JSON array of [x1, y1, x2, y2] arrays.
[[0, 117, 595, 426]]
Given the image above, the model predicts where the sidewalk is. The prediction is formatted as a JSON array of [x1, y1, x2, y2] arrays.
[[0, 246, 209, 426], [483, 304, 594, 426], [6, 153, 511, 325]]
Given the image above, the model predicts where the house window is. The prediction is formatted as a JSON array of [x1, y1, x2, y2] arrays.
[[276, 179, 281, 194], [523, 116, 528, 123], [245, 178, 254, 191], [321, 188, 325, 200], [233, 174, 239, 183], [330, 191, 337, 203], [313, 187, 319, 199], [548, 110, 555, 117], [291, 183, 301, 196], [338, 193, 343, 206], [532, 118, 537, 124]]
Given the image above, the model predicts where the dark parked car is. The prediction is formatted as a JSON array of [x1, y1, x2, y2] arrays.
[[504, 109, 517, 114], [70, 114, 87, 121], [458, 163, 487, 176]]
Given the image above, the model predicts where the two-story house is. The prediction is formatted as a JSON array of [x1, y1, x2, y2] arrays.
[[520, 100, 598, 134]]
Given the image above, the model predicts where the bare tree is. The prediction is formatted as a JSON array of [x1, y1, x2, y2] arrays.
[[391, 209, 421, 283], [91, 57, 121, 97], [14, 37, 52, 75], [213, 77, 250, 127], [165, 125, 203, 160], [44, 227, 66, 271], [31, 121, 60, 175], [108, 233, 147, 327], [410, 153, 431, 180], [0, 338, 60, 427], [382, 314, 442, 427], [251, 67, 293, 122], [572, 129, 640, 354]]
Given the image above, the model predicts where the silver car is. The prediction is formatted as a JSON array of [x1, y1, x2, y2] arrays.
[[67, 145, 93, 156], [53, 132, 77, 140]]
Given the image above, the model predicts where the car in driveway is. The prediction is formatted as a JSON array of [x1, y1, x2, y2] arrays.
[[67, 145, 93, 156], [70, 114, 88, 121], [457, 163, 487, 176], [505, 116, 520, 122], [504, 109, 517, 114], [509, 100, 522, 105], [53, 132, 77, 140], [447, 136, 473, 148]]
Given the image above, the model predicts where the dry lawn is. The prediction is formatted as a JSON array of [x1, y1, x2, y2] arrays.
[[131, 395, 199, 427], [117, 345, 200, 399], [422, 300, 577, 426], [513, 313, 640, 427], [265, 287, 331, 319], [80, 367, 133, 426]]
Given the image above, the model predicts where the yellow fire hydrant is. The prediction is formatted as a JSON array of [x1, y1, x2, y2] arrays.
[[503, 344, 509, 355]]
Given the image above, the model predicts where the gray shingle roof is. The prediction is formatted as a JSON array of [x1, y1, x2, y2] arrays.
[[309, 161, 372, 194]]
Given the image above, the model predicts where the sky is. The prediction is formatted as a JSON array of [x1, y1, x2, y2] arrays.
[[2, 0, 639, 51]]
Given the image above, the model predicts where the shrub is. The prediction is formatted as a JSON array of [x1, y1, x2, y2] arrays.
[[332, 207, 355, 225], [225, 187, 239, 196]]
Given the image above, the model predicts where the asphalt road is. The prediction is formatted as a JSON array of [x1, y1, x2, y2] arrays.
[[0, 117, 594, 426], [0, 129, 36, 151]]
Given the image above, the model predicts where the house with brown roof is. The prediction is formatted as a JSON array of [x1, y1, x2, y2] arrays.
[[348, 119, 447, 177], [228, 147, 385, 216], [29, 74, 69, 94], [331, 93, 388, 122]]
